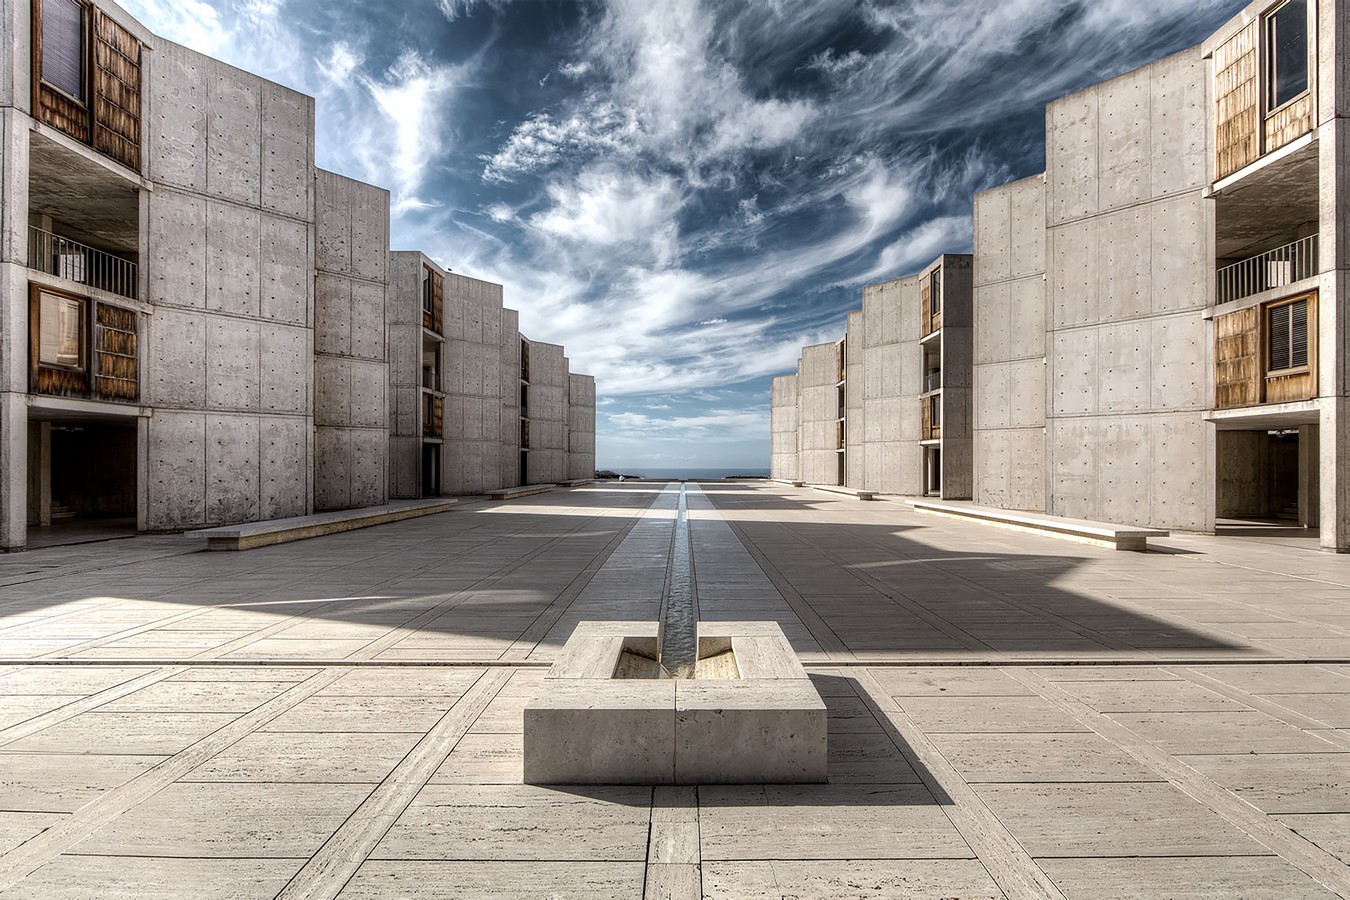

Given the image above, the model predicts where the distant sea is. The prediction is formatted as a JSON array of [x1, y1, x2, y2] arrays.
[[607, 467, 769, 480]]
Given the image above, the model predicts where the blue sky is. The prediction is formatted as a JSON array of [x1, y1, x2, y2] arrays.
[[121, 0, 1245, 471]]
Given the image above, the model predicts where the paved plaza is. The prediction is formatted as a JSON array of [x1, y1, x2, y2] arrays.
[[0, 482, 1348, 898]]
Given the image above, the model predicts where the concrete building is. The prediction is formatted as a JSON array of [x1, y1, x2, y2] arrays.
[[0, 0, 595, 550], [771, 255, 973, 498], [774, 0, 1346, 550], [972, 0, 1340, 547]]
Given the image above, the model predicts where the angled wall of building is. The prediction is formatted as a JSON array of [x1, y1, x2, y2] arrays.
[[313, 169, 389, 511], [769, 374, 799, 482], [442, 271, 508, 494], [858, 276, 923, 495], [140, 40, 317, 530], [524, 340, 567, 484], [500, 308, 522, 488], [1041, 49, 1213, 530], [973, 175, 1047, 511], [568, 373, 596, 481], [798, 342, 841, 487], [843, 310, 867, 490]]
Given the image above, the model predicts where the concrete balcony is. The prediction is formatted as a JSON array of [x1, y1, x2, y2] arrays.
[[1216, 234, 1317, 305], [27, 226, 138, 301]]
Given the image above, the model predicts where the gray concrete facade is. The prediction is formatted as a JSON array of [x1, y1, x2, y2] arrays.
[[769, 255, 974, 498], [568, 372, 597, 482], [0, 0, 596, 547], [973, 175, 1048, 511], [313, 169, 389, 512]]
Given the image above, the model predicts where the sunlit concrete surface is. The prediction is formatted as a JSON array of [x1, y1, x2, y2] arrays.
[[0, 481, 1347, 898]]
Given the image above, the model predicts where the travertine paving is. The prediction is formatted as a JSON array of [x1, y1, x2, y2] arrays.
[[0, 482, 1347, 898]]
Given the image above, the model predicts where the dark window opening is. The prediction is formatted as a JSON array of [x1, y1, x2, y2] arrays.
[[1268, 0, 1309, 109], [41, 0, 85, 101], [931, 268, 942, 315], [421, 266, 432, 313], [1268, 297, 1309, 371]]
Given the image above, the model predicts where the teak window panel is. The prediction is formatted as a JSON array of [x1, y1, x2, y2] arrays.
[[1214, 290, 1317, 408], [32, 0, 142, 171], [1213, 1, 1315, 179], [28, 284, 139, 402], [421, 266, 443, 333]]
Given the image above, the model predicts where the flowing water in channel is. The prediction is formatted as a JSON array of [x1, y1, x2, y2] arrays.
[[657, 482, 699, 678]]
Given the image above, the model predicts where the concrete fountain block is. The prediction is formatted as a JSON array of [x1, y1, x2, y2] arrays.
[[523, 680, 675, 785], [523, 621, 826, 785]]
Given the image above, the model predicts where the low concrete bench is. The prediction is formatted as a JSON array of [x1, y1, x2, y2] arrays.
[[811, 484, 877, 501], [487, 484, 555, 501], [558, 479, 594, 487], [189, 499, 456, 551], [769, 478, 805, 488], [906, 499, 1167, 551]]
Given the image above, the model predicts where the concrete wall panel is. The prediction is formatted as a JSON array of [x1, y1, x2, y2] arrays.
[[260, 324, 308, 414], [145, 412, 206, 531], [207, 62, 262, 206], [261, 214, 310, 326], [205, 414, 259, 525], [145, 308, 206, 407], [206, 201, 261, 317], [260, 82, 313, 220], [259, 415, 308, 519], [205, 316, 260, 410]]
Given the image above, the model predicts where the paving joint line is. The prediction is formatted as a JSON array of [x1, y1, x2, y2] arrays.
[[274, 667, 513, 899], [1005, 666, 1350, 898], [850, 667, 1065, 900], [0, 666, 350, 891]]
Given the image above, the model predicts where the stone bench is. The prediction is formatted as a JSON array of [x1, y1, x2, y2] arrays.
[[811, 484, 877, 501], [487, 484, 555, 501], [906, 499, 1168, 551], [558, 479, 594, 487], [769, 478, 805, 487], [188, 499, 456, 551]]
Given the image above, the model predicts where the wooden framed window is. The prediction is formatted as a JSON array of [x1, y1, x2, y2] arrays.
[[1267, 295, 1309, 373], [36, 289, 86, 370], [930, 268, 942, 316], [1266, 0, 1309, 111], [421, 266, 432, 313]]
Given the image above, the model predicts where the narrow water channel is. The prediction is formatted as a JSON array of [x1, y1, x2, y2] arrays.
[[658, 482, 699, 678]]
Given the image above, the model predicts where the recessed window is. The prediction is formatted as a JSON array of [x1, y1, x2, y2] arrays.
[[1267, 0, 1309, 110], [931, 269, 942, 314], [421, 266, 432, 312], [1268, 297, 1309, 371], [38, 291, 86, 369], [41, 0, 86, 101]]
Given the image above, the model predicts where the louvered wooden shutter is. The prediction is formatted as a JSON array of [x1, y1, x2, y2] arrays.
[[42, 0, 84, 100], [1270, 305, 1291, 370], [1290, 298, 1308, 368]]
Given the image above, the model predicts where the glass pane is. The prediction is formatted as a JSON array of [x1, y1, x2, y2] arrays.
[[39, 292, 84, 368], [42, 0, 84, 100], [1270, 0, 1309, 108]]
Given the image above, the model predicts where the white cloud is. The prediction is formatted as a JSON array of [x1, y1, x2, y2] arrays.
[[530, 167, 684, 266]]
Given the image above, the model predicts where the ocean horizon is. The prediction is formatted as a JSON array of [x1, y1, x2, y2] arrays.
[[601, 467, 769, 480]]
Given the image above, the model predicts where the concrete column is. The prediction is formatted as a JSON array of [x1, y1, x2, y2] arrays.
[[1316, 3, 1349, 550], [26, 420, 49, 527], [1300, 423, 1321, 528], [0, 393, 27, 549]]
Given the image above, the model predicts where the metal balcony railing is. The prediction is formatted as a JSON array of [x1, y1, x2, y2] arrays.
[[28, 226, 138, 300], [923, 371, 942, 393], [1217, 234, 1317, 304]]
